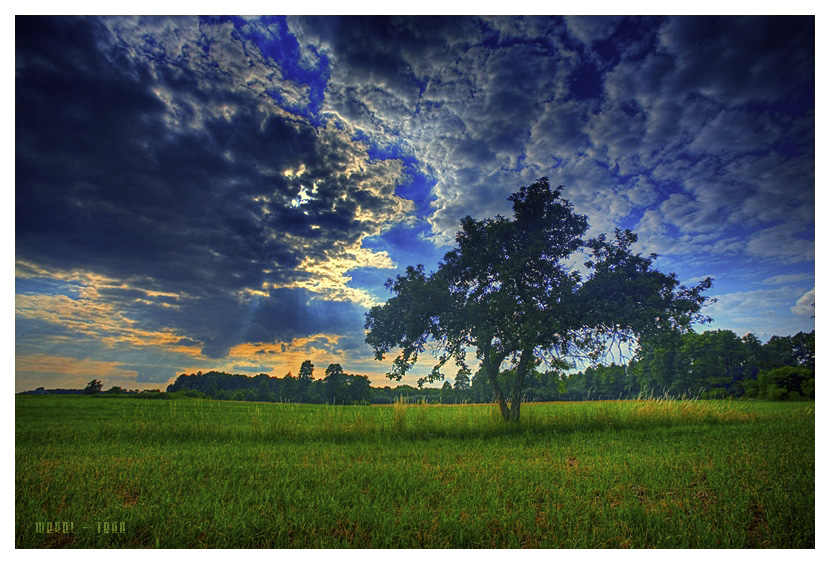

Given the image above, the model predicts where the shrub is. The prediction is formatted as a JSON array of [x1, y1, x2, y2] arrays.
[[757, 366, 813, 400], [802, 378, 815, 400]]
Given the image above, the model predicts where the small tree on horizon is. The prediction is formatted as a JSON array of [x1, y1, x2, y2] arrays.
[[453, 366, 471, 391], [299, 360, 315, 380], [323, 363, 346, 404], [365, 178, 713, 422]]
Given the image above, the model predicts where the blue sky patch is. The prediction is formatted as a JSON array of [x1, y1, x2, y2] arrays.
[[226, 16, 331, 125], [16, 277, 82, 299]]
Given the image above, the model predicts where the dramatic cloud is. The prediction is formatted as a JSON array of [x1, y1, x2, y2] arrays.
[[16, 16, 814, 390], [16, 17, 411, 367]]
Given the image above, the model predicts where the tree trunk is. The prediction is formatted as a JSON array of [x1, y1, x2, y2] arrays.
[[484, 359, 509, 421], [481, 342, 509, 421], [508, 348, 534, 422]]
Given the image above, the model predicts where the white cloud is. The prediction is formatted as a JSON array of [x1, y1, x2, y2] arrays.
[[688, 109, 780, 155], [791, 288, 815, 316], [746, 224, 814, 264], [706, 286, 815, 340], [658, 193, 723, 235], [763, 273, 814, 285]]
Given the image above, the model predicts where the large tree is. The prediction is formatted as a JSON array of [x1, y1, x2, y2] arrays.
[[365, 178, 713, 422]]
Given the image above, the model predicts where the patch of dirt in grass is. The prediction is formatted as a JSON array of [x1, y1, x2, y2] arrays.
[[118, 487, 139, 508], [746, 502, 771, 548]]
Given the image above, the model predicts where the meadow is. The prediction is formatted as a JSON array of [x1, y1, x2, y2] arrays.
[[15, 395, 814, 548]]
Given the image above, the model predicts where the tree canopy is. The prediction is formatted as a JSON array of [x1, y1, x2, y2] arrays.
[[365, 178, 713, 421], [299, 360, 315, 380]]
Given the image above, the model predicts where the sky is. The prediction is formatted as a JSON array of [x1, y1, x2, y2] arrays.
[[14, 15, 815, 392]]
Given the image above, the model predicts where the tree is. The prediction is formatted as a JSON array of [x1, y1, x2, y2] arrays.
[[83, 379, 103, 394], [323, 363, 347, 404], [280, 371, 295, 401], [299, 360, 315, 380], [348, 374, 373, 404], [683, 330, 746, 397], [440, 380, 454, 403], [763, 331, 815, 373], [740, 333, 765, 382], [452, 365, 471, 397], [470, 369, 495, 403], [297, 360, 314, 402], [257, 376, 275, 402], [365, 178, 712, 422], [756, 366, 813, 400]]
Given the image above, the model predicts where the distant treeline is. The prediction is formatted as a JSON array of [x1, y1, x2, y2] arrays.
[[558, 329, 815, 402], [21, 330, 814, 403], [166, 362, 374, 404]]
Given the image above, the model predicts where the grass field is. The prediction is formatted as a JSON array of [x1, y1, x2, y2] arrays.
[[15, 395, 814, 548]]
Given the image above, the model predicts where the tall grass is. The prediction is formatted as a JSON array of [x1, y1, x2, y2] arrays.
[[103, 396, 763, 442]]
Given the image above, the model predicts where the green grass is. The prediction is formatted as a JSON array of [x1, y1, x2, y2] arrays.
[[15, 395, 814, 548]]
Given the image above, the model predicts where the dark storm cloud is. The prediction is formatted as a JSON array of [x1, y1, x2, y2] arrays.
[[657, 16, 813, 104], [18, 17, 300, 289], [16, 16, 411, 359], [602, 17, 814, 160], [564, 16, 625, 45], [292, 16, 478, 100]]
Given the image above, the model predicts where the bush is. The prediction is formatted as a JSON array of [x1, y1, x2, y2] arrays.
[[766, 386, 788, 401], [757, 366, 813, 400], [740, 379, 759, 398], [802, 378, 815, 400]]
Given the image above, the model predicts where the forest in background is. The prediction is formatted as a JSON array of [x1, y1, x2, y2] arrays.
[[23, 329, 814, 405]]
